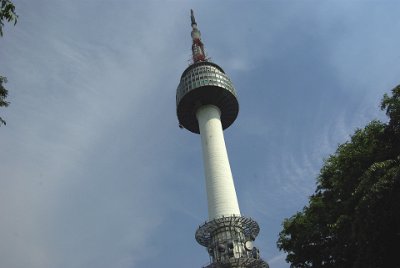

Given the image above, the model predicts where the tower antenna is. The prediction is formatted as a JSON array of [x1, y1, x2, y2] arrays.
[[190, 9, 206, 63], [190, 9, 196, 25]]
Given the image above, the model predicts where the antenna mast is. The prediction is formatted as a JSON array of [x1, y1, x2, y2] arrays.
[[190, 9, 206, 63]]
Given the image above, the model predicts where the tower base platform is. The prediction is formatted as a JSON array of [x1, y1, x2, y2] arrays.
[[196, 216, 269, 268]]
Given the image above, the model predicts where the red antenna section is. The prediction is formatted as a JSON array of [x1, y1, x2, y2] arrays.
[[190, 9, 206, 63]]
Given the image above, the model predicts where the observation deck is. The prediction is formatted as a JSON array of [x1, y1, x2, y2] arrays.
[[176, 61, 239, 134]]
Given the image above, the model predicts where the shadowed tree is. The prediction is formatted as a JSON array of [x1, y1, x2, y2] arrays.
[[0, 0, 17, 126], [277, 85, 400, 268]]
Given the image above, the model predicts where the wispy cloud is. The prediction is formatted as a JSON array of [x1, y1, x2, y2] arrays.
[[1, 1, 399, 268]]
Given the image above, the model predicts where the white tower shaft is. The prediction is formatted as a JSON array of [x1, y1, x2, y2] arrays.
[[196, 105, 241, 220]]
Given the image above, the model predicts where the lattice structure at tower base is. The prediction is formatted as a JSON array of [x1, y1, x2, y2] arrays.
[[196, 216, 269, 268]]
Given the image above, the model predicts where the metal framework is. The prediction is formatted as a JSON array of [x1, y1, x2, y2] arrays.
[[195, 216, 268, 268], [195, 216, 260, 247]]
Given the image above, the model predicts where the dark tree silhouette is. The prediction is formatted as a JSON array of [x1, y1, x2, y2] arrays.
[[0, 0, 17, 126], [277, 86, 400, 268]]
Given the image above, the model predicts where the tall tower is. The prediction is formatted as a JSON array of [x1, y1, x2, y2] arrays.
[[176, 10, 268, 268]]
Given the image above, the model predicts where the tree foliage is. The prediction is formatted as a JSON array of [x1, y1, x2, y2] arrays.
[[0, 76, 9, 125], [0, 0, 17, 36], [277, 86, 400, 268], [0, 0, 17, 126]]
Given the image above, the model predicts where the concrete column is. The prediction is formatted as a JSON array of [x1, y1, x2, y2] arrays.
[[196, 104, 241, 220]]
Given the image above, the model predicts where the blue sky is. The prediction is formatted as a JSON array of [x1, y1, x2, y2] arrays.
[[1, 1, 399, 267]]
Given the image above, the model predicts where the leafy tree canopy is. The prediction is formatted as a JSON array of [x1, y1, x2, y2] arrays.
[[0, 0, 17, 126], [277, 86, 400, 268], [0, 0, 17, 36], [0, 76, 9, 125]]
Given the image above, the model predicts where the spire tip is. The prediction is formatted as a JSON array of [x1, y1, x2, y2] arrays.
[[191, 9, 196, 25]]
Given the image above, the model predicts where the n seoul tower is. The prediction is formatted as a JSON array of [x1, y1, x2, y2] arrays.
[[176, 10, 268, 268]]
